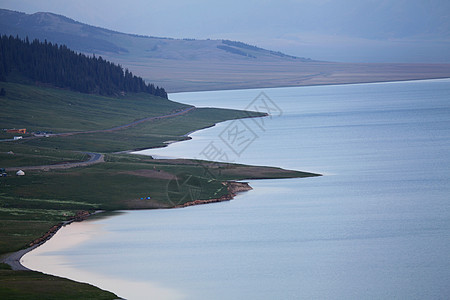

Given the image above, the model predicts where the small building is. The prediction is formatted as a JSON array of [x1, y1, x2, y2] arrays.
[[7, 128, 26, 134], [16, 170, 25, 176]]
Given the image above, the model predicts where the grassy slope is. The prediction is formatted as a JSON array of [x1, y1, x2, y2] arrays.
[[20, 107, 263, 152], [1, 82, 264, 152], [0, 143, 87, 168], [0, 82, 319, 299], [0, 82, 188, 133], [0, 263, 118, 300]]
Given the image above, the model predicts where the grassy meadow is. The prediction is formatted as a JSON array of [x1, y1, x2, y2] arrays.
[[0, 263, 118, 300], [1, 82, 264, 152]]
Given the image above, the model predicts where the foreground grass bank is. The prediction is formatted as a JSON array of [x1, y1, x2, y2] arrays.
[[0, 263, 118, 300]]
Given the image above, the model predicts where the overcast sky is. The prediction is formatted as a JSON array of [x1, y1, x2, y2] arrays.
[[2, 0, 450, 62]]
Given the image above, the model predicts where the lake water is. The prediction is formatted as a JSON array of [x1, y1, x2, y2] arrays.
[[23, 79, 450, 299]]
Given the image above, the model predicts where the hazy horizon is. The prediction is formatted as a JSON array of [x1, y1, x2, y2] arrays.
[[1, 0, 450, 63]]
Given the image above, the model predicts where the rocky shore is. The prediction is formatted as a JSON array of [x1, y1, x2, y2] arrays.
[[175, 181, 253, 208], [28, 211, 91, 247]]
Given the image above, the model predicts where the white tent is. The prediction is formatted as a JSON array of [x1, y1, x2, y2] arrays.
[[16, 170, 25, 176]]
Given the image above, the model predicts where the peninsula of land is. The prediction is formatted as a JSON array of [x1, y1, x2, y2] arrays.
[[0, 79, 319, 298]]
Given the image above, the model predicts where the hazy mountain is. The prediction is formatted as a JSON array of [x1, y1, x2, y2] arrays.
[[2, 1, 450, 63], [0, 9, 310, 62]]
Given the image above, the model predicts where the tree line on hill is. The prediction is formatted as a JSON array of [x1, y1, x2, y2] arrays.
[[0, 35, 167, 98]]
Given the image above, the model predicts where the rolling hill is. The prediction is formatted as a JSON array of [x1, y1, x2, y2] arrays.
[[1, 8, 450, 92]]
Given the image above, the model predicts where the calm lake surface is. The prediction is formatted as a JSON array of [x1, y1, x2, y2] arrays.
[[23, 79, 450, 299]]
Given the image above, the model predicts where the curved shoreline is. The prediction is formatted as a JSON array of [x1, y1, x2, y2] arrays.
[[1, 211, 103, 271], [0, 107, 261, 272], [0, 101, 305, 273], [1, 84, 301, 296], [0, 182, 253, 271]]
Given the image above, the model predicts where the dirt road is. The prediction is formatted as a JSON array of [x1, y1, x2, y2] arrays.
[[5, 152, 104, 172], [2, 107, 196, 171]]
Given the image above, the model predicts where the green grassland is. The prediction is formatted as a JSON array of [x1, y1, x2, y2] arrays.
[[0, 82, 319, 299], [1, 82, 264, 153], [0, 143, 87, 168], [0, 82, 186, 133], [19, 107, 263, 152], [0, 263, 118, 300], [0, 154, 318, 254]]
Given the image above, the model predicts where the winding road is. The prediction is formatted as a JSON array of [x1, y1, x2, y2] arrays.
[[49, 106, 196, 137], [2, 107, 196, 171], [4, 152, 105, 172], [1, 247, 36, 271], [2, 106, 195, 140]]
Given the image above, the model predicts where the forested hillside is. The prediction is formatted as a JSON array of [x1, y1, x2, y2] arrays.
[[0, 35, 167, 98]]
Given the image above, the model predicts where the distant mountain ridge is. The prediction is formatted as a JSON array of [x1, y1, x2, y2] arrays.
[[0, 9, 132, 54], [0, 9, 311, 62]]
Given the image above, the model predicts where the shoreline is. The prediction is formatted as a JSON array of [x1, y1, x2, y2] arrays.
[[0, 76, 409, 273], [118, 112, 268, 155], [0, 181, 254, 271], [1, 106, 271, 272], [168, 77, 450, 94]]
